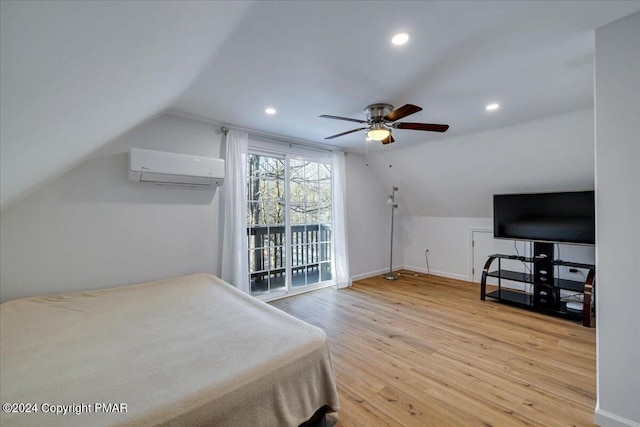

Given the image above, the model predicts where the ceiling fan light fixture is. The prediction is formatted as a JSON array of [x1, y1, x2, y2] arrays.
[[367, 128, 390, 141], [320, 103, 449, 141], [367, 124, 391, 141]]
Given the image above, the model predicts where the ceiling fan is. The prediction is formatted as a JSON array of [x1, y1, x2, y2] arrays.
[[320, 103, 449, 144]]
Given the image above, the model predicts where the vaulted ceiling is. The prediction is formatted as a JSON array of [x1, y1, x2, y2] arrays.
[[2, 1, 639, 210]]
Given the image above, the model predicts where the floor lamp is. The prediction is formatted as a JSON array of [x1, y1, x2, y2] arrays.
[[384, 186, 399, 280]]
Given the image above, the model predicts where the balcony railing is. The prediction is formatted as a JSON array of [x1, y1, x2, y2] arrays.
[[248, 224, 332, 293]]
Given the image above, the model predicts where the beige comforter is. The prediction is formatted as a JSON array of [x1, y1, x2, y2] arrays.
[[0, 274, 339, 426]]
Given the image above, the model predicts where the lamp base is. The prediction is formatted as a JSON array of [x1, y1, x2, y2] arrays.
[[383, 273, 400, 280]]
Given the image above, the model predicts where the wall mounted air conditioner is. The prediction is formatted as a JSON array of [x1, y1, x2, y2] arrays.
[[128, 148, 224, 187]]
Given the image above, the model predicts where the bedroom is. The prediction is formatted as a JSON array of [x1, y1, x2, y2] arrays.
[[0, 1, 638, 426]]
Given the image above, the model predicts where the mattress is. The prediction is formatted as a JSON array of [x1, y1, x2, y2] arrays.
[[0, 274, 339, 426]]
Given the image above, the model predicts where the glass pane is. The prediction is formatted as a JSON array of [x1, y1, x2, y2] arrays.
[[318, 183, 332, 206], [248, 249, 256, 273], [257, 156, 283, 179], [290, 180, 304, 203], [291, 244, 303, 266], [291, 228, 302, 245], [318, 163, 331, 182], [269, 276, 285, 292], [247, 202, 258, 226], [261, 201, 281, 225], [307, 265, 320, 286], [312, 242, 320, 264], [321, 262, 332, 281], [292, 266, 306, 287], [246, 178, 257, 201], [319, 241, 330, 262], [306, 226, 318, 244], [263, 179, 285, 202], [262, 247, 270, 270], [290, 159, 306, 180], [247, 154, 260, 179], [290, 203, 306, 225], [319, 209, 331, 225], [251, 272, 268, 295], [306, 206, 319, 224]]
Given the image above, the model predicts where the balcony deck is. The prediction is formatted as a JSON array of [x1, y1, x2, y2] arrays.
[[249, 224, 332, 295], [251, 266, 331, 295]]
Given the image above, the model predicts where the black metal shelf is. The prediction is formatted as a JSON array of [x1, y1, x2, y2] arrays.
[[486, 270, 584, 292], [488, 254, 594, 270], [485, 290, 582, 320], [485, 289, 532, 305], [486, 270, 531, 282], [480, 249, 595, 327]]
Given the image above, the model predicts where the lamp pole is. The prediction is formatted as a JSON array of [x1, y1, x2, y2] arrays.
[[384, 186, 399, 280]]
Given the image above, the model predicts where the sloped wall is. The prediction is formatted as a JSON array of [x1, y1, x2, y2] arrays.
[[0, 115, 224, 301], [368, 108, 595, 218], [0, 115, 394, 301], [370, 109, 596, 281]]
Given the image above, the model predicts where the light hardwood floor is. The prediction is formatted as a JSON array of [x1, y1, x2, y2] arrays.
[[271, 271, 596, 427]]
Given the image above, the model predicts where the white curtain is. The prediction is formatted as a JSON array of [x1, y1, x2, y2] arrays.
[[332, 151, 351, 288], [220, 130, 250, 293]]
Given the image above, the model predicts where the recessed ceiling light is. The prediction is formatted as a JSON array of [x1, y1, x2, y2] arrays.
[[486, 103, 500, 111], [391, 32, 410, 46], [265, 107, 277, 115]]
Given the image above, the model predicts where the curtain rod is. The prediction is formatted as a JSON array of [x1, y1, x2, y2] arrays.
[[166, 110, 336, 153]]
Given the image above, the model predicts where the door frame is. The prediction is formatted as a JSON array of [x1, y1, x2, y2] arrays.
[[247, 146, 336, 300], [469, 227, 493, 283]]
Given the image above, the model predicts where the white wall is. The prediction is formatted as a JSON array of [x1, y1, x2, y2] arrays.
[[594, 12, 640, 427], [400, 216, 492, 280], [0, 116, 396, 299], [392, 108, 595, 281], [0, 114, 223, 302], [344, 152, 401, 280], [400, 214, 596, 283], [368, 108, 595, 218]]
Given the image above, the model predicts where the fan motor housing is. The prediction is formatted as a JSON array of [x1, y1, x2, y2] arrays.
[[365, 103, 394, 122]]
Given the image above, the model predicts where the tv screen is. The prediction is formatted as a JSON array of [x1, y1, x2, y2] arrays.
[[493, 191, 595, 244]]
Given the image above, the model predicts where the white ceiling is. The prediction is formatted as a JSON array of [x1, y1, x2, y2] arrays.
[[2, 1, 639, 210]]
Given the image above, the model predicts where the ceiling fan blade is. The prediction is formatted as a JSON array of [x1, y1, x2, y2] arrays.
[[324, 127, 368, 140], [384, 104, 422, 122], [392, 122, 449, 132], [319, 114, 367, 124], [381, 135, 395, 145]]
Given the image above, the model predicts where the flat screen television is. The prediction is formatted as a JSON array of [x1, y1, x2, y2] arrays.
[[493, 191, 595, 245]]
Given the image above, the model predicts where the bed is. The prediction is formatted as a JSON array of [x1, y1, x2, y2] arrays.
[[0, 274, 339, 426]]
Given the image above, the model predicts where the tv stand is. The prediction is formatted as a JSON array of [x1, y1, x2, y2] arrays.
[[480, 249, 595, 327]]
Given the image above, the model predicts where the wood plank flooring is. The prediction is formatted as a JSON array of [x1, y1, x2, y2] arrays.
[[270, 270, 596, 427]]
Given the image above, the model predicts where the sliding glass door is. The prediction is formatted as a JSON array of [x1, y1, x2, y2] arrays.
[[246, 152, 332, 297], [290, 159, 333, 288]]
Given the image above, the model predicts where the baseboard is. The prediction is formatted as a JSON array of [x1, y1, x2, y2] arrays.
[[350, 266, 403, 282], [402, 265, 470, 282], [594, 408, 640, 427], [352, 266, 471, 283]]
